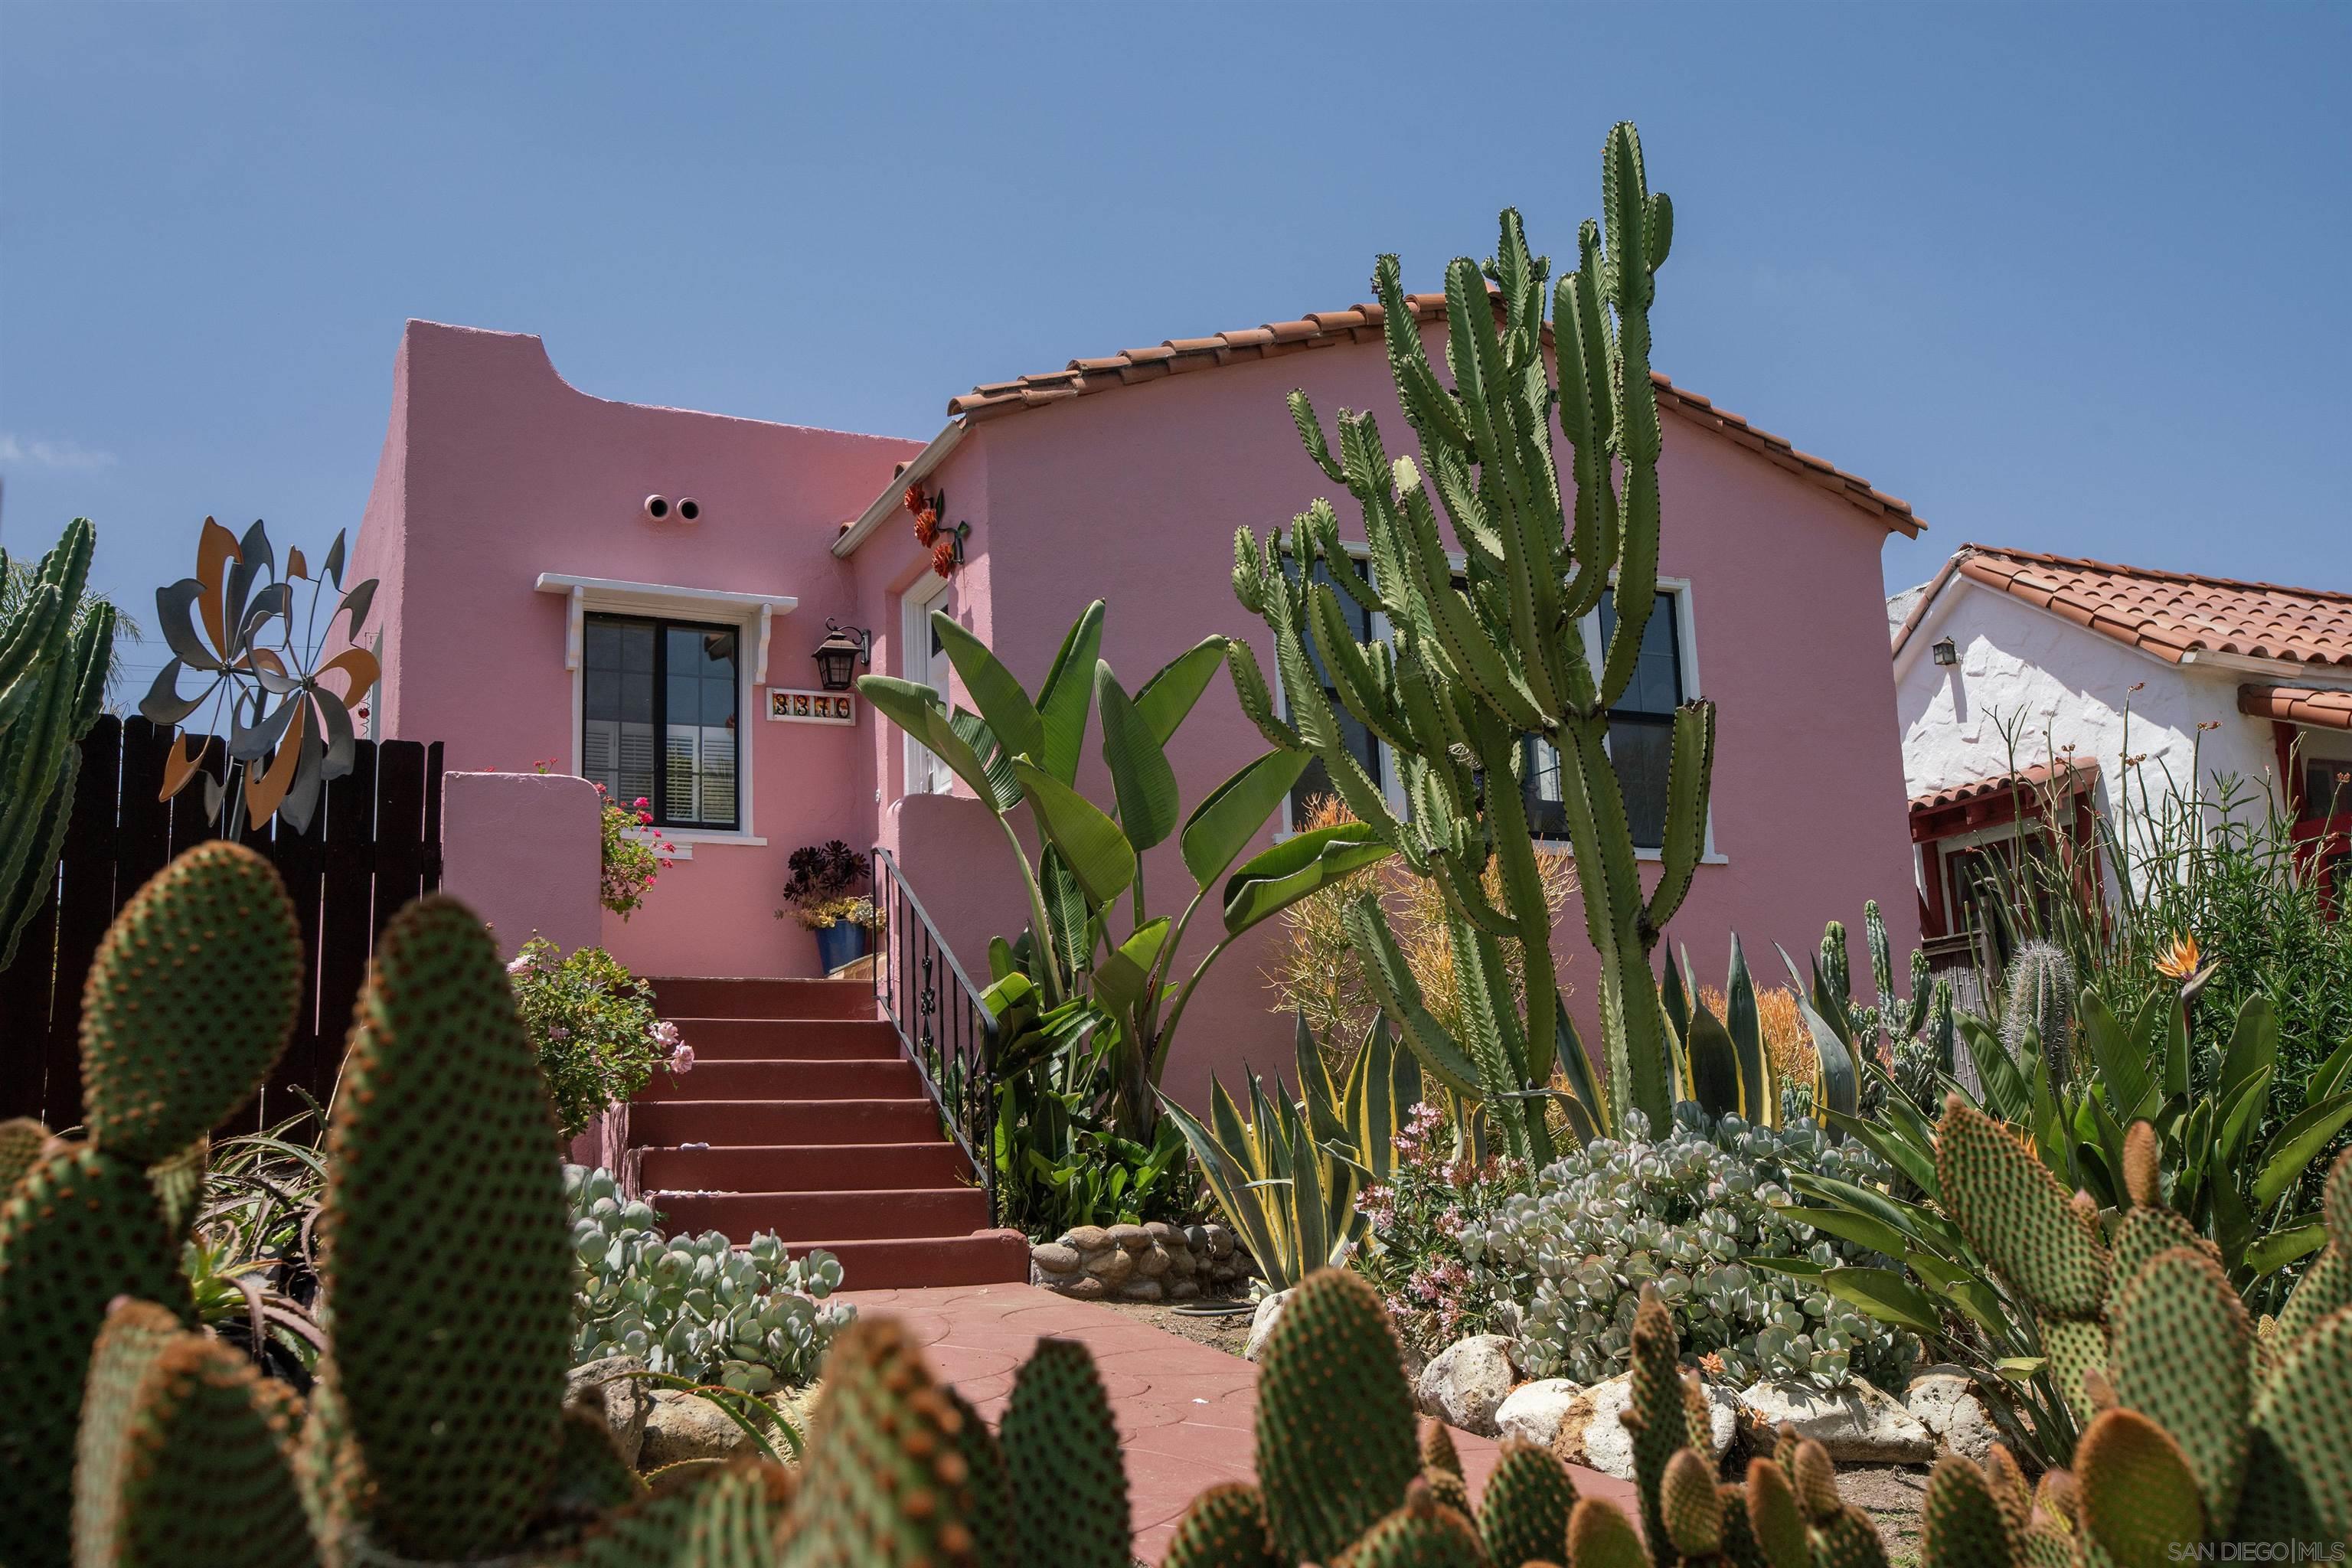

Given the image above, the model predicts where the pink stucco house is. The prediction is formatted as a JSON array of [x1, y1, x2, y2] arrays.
[[351, 292, 1925, 1112]]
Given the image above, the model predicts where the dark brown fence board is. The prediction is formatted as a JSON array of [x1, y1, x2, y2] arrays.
[[38, 719, 128, 1133], [372, 740, 428, 937], [0, 893, 58, 1119], [0, 716, 443, 1130]]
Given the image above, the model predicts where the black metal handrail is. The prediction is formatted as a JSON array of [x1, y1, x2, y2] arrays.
[[871, 846, 998, 1223]]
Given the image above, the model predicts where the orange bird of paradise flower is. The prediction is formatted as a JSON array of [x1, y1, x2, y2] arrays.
[[2154, 932, 2202, 982]]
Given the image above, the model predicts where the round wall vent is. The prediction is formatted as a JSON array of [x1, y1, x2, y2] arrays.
[[643, 495, 671, 520]]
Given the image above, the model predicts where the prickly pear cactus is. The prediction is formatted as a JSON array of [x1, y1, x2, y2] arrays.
[[1254, 1268, 1419, 1565], [1000, 1337, 1129, 1567], [0, 1144, 189, 1560], [78, 840, 303, 1164], [69, 1298, 317, 1568], [785, 1315, 992, 1567], [1161, 1483, 1277, 1568], [0, 1115, 48, 1194], [1476, 1436, 1579, 1567], [318, 894, 573, 1560], [1331, 1477, 1490, 1567]]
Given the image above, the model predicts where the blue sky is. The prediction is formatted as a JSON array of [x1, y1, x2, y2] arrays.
[[5, 2, 2347, 696]]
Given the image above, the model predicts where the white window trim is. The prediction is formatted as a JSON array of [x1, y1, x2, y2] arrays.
[[899, 573, 954, 798], [1272, 554, 1724, 864], [534, 573, 795, 843]]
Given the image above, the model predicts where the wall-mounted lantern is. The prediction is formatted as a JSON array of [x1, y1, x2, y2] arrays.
[[1932, 635, 1958, 667], [813, 620, 872, 691]]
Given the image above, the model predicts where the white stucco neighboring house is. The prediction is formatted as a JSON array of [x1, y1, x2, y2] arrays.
[[1889, 545, 2352, 963]]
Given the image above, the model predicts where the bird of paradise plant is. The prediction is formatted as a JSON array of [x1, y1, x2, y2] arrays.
[[139, 517, 380, 832]]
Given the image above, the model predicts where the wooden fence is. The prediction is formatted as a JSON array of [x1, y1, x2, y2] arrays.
[[0, 715, 443, 1133]]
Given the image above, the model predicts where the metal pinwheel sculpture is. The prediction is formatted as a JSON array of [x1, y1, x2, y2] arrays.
[[139, 516, 380, 832]]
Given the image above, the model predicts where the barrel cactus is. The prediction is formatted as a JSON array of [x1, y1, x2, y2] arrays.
[[1999, 941, 2076, 1081]]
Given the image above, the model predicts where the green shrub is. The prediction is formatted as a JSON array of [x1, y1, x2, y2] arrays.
[[507, 939, 676, 1141], [1463, 1106, 1922, 1390], [565, 1165, 851, 1393]]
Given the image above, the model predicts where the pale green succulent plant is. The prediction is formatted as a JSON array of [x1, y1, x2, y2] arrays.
[[565, 1165, 851, 1394]]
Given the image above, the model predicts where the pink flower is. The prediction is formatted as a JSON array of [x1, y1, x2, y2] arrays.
[[668, 1043, 694, 1076], [634, 797, 649, 808], [505, 953, 534, 975]]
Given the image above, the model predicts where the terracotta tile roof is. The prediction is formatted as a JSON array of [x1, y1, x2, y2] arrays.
[[2239, 683, 2352, 733], [1947, 546, 2352, 671], [1909, 758, 2100, 816], [945, 292, 1921, 534]]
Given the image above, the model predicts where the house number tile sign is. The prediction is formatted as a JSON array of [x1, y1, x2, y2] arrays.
[[767, 688, 858, 725]]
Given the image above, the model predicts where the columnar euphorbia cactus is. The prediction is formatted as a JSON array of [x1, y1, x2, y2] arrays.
[[0, 516, 116, 967], [1229, 121, 1713, 1152]]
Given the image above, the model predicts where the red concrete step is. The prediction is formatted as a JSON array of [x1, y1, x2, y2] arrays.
[[627, 1098, 943, 1147], [648, 977, 874, 1021], [637, 1058, 923, 1103], [639, 1142, 972, 1193], [665, 1018, 901, 1061], [790, 1231, 1031, 1289], [649, 1187, 989, 1243]]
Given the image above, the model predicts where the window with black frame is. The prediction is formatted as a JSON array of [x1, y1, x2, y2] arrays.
[[1283, 554, 1385, 828], [1524, 588, 1684, 848], [582, 613, 740, 831]]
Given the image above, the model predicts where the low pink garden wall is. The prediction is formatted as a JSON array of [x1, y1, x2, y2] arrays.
[[440, 770, 603, 960]]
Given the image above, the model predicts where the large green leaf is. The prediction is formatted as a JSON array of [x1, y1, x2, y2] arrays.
[[1132, 636, 1228, 746], [1792, 985, 1859, 1122], [1783, 1201, 1910, 1261], [2081, 991, 2158, 1124], [1819, 1266, 1945, 1334], [1093, 918, 1170, 1019], [2252, 1091, 2352, 1210], [857, 676, 1001, 809], [1093, 663, 1181, 851], [2216, 993, 2278, 1117], [1035, 601, 1106, 785], [1683, 999, 1742, 1124], [932, 613, 1045, 763], [1180, 749, 1311, 891], [1011, 760, 1135, 907], [1724, 934, 1771, 1124], [2243, 1218, 2328, 1278], [1220, 824, 1392, 936]]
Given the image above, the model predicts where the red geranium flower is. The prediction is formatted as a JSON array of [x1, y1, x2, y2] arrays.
[[930, 537, 958, 578]]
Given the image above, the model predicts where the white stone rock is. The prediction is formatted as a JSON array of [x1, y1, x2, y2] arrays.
[[1906, 1366, 1998, 1462], [564, 1354, 649, 1468], [640, 1387, 757, 1468], [1553, 1374, 1738, 1481], [1494, 1377, 1583, 1449], [1736, 1378, 1936, 1463], [1414, 1334, 1521, 1437], [1245, 1289, 1291, 1363]]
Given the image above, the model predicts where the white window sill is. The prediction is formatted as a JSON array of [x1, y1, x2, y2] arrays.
[[625, 828, 767, 861]]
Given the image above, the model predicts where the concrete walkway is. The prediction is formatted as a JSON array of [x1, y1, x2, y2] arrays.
[[844, 1282, 1637, 1563]]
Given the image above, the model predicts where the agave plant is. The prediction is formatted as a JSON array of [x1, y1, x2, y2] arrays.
[[139, 516, 379, 832], [1160, 1014, 1422, 1292]]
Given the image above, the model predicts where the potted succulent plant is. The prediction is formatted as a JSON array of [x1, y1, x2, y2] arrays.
[[777, 839, 877, 974]]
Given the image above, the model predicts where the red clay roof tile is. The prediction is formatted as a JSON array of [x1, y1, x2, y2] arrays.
[[942, 289, 1920, 534], [1909, 758, 2101, 815], [2238, 684, 2352, 732], [1949, 547, 2352, 671]]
